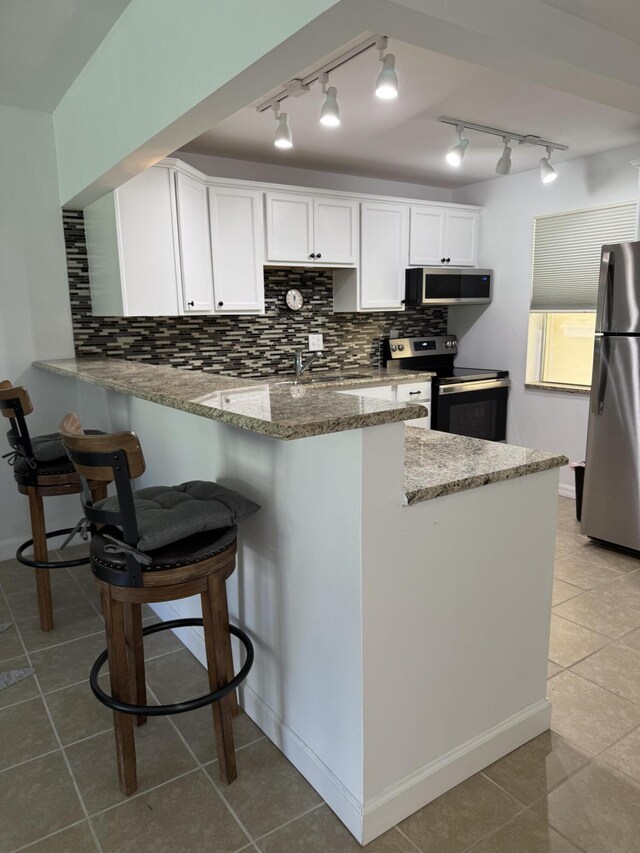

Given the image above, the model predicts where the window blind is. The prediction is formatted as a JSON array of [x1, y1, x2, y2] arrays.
[[530, 202, 638, 311]]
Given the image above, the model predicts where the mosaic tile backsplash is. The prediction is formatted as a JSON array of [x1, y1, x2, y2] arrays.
[[63, 210, 447, 377]]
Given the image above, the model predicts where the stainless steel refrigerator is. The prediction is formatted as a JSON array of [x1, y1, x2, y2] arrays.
[[582, 240, 640, 551]]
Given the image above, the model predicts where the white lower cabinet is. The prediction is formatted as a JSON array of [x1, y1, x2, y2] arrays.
[[338, 381, 431, 428], [208, 186, 265, 313], [359, 202, 409, 310]]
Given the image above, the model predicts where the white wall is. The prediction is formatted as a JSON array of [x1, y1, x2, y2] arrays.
[[450, 143, 640, 492], [176, 151, 453, 203], [0, 105, 78, 557]]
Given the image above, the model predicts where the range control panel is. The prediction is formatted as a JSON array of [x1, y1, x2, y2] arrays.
[[387, 335, 457, 358]]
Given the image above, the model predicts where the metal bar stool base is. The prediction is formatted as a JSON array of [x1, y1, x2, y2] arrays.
[[16, 528, 91, 569], [90, 619, 254, 716]]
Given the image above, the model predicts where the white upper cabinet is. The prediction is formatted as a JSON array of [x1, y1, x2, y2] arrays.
[[443, 209, 478, 266], [265, 193, 314, 262], [312, 197, 359, 264], [208, 185, 265, 313], [174, 171, 215, 312], [85, 166, 182, 316], [360, 201, 409, 310], [409, 207, 446, 266], [409, 206, 479, 267], [265, 192, 359, 265]]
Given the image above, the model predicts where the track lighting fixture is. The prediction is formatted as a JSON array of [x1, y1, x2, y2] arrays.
[[438, 117, 567, 182], [495, 137, 512, 175], [273, 106, 293, 149], [375, 37, 398, 100], [539, 147, 557, 184], [446, 125, 469, 167], [319, 73, 340, 127]]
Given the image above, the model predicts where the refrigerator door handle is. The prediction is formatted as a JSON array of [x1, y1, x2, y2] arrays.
[[595, 250, 612, 333], [590, 335, 607, 415]]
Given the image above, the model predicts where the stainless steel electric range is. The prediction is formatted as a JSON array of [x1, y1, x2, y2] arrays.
[[383, 335, 510, 441]]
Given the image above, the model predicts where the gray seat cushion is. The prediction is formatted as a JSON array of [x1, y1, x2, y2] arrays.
[[95, 480, 260, 552], [30, 432, 67, 462]]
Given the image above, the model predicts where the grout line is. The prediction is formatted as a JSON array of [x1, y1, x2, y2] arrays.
[[8, 819, 91, 853], [394, 825, 425, 853], [251, 802, 325, 850], [0, 588, 105, 853], [143, 681, 261, 850], [86, 767, 203, 818], [0, 747, 62, 776]]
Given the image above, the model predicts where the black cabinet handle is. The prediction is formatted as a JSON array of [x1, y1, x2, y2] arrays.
[[188, 301, 195, 307], [218, 301, 224, 307], [316, 253, 322, 259], [309, 253, 316, 259], [446, 258, 451, 263], [409, 390, 422, 395], [441, 258, 446, 264]]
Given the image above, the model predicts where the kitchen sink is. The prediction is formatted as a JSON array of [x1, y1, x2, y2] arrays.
[[274, 373, 373, 386]]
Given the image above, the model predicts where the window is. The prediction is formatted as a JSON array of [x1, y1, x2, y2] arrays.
[[527, 202, 637, 388]]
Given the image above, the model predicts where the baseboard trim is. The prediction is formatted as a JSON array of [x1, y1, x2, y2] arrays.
[[558, 484, 576, 499], [361, 698, 551, 844]]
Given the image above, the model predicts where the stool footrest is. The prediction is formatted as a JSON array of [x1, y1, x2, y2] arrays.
[[90, 619, 254, 716], [16, 528, 91, 569]]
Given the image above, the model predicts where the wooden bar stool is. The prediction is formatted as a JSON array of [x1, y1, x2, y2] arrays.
[[60, 413, 258, 795], [0, 381, 108, 631]]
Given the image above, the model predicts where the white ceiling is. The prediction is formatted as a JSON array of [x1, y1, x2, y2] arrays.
[[0, 0, 131, 112], [181, 38, 640, 189], [539, 0, 640, 45]]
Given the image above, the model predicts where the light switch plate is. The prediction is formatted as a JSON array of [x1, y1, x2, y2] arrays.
[[308, 333, 324, 351]]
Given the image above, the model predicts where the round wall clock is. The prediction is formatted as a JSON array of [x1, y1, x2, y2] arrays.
[[285, 288, 304, 311]]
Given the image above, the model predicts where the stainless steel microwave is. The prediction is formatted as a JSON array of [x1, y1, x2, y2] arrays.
[[404, 268, 492, 307]]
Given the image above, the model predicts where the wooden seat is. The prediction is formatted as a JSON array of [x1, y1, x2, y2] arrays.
[[60, 413, 254, 795], [0, 381, 108, 631]]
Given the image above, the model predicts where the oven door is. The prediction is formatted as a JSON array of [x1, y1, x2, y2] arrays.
[[436, 379, 510, 441]]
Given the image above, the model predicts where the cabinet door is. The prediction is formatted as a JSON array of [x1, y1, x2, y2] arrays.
[[175, 171, 215, 312], [360, 202, 409, 310], [265, 192, 314, 262], [313, 196, 358, 265], [409, 206, 446, 266], [444, 209, 479, 267], [208, 186, 265, 313]]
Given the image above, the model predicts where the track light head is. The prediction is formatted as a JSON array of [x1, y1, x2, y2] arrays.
[[540, 147, 557, 183], [273, 109, 293, 149], [375, 53, 398, 100], [320, 77, 340, 127], [495, 137, 512, 175], [446, 126, 469, 167]]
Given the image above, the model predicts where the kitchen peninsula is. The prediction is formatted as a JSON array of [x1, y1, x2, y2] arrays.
[[35, 358, 565, 845]]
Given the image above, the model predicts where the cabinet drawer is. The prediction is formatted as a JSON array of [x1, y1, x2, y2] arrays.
[[394, 381, 431, 402]]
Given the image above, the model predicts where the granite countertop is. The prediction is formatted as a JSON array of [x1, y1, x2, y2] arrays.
[[34, 359, 428, 441], [404, 427, 568, 505], [257, 367, 435, 390]]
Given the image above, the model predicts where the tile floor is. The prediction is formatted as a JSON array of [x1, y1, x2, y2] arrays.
[[1, 499, 640, 851]]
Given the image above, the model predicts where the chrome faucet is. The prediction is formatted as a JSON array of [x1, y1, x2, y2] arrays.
[[294, 350, 323, 377]]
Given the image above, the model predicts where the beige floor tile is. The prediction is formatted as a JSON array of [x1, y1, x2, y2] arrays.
[[91, 769, 248, 853], [30, 631, 108, 693], [0, 620, 27, 662], [0, 751, 84, 852], [553, 580, 640, 639], [552, 580, 583, 607], [25, 821, 98, 853], [258, 805, 414, 851], [621, 626, 640, 652], [0, 696, 58, 770], [397, 773, 521, 853], [467, 809, 581, 853], [548, 615, 609, 668], [548, 661, 564, 679], [555, 532, 590, 557], [6, 575, 90, 622], [580, 543, 640, 574], [0, 560, 72, 596], [535, 761, 640, 853], [599, 725, 640, 784], [483, 731, 589, 805], [547, 671, 640, 754], [175, 704, 264, 765], [45, 675, 114, 745], [18, 601, 104, 652], [553, 553, 622, 590], [205, 737, 322, 838], [572, 641, 640, 704], [65, 717, 197, 814], [0, 654, 37, 707]]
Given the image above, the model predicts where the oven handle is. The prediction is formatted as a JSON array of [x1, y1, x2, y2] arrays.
[[438, 378, 511, 395]]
